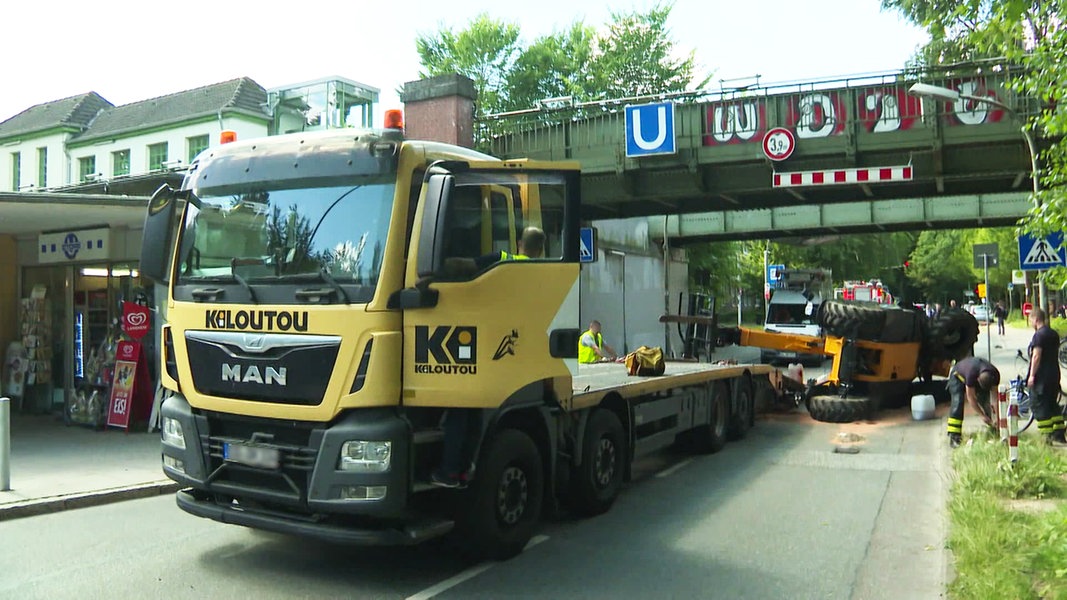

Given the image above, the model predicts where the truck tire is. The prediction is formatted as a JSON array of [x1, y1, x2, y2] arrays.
[[569, 409, 626, 517], [926, 309, 979, 360], [457, 429, 544, 561], [818, 300, 886, 340], [686, 381, 729, 454], [728, 381, 753, 440], [806, 394, 876, 423]]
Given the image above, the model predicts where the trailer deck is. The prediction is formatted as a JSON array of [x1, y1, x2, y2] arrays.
[[570, 360, 773, 410]]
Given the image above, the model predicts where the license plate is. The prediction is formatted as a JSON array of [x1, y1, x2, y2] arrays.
[[223, 442, 280, 469], [779, 352, 796, 358]]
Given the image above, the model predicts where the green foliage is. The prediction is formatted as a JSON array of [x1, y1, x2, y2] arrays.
[[415, 13, 522, 116], [947, 433, 1067, 599], [414, 3, 709, 117], [881, 0, 1067, 293]]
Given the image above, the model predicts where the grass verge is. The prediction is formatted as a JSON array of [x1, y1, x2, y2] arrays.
[[948, 433, 1067, 599]]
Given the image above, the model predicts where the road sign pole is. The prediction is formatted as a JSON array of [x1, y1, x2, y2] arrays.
[[984, 255, 992, 361]]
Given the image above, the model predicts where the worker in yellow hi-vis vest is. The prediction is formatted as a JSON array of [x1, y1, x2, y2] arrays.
[[578, 320, 618, 364]]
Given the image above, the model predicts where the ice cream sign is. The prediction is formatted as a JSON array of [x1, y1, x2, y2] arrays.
[[39, 227, 110, 264]]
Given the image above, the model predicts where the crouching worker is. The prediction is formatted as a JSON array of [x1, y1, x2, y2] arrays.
[[946, 356, 1000, 448]]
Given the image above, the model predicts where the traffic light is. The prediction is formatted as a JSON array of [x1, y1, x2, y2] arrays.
[[903, 260, 910, 270]]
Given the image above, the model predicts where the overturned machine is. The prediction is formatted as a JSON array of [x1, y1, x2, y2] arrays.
[[718, 300, 980, 423]]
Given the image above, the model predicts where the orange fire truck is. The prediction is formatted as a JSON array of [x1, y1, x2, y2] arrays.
[[835, 280, 893, 304]]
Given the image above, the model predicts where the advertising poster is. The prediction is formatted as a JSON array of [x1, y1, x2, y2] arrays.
[[107, 340, 140, 430]]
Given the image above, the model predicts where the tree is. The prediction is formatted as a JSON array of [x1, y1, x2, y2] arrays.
[[588, 4, 709, 100], [881, 0, 1067, 285], [415, 13, 522, 116], [414, 4, 709, 117]]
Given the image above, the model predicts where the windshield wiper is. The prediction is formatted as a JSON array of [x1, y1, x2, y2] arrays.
[[230, 258, 259, 304], [316, 267, 351, 304]]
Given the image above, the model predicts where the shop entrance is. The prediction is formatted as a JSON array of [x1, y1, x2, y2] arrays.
[[12, 262, 150, 421]]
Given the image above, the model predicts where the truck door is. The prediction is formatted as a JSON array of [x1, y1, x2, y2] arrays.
[[402, 164, 581, 410]]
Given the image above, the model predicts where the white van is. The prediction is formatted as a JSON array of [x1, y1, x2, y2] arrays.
[[761, 289, 825, 365]]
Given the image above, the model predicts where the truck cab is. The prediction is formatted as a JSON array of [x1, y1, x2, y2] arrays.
[[761, 290, 824, 366]]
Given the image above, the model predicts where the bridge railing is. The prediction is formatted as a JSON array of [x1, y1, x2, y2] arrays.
[[476, 61, 1039, 163]]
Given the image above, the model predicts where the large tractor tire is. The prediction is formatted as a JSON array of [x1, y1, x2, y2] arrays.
[[879, 307, 926, 343], [818, 300, 886, 340], [807, 394, 877, 423], [925, 309, 979, 361]]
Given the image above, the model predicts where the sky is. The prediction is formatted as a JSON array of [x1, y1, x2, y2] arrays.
[[1, 0, 929, 126]]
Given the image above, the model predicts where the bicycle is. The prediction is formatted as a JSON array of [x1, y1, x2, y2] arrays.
[[998, 350, 1038, 434]]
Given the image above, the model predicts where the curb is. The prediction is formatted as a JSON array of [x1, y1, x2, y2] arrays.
[[0, 481, 181, 522]]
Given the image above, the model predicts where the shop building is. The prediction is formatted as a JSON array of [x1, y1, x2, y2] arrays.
[[0, 76, 379, 419]]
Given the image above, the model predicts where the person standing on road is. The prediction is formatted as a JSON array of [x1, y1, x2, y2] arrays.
[[995, 300, 1007, 336], [946, 356, 1000, 448], [1027, 308, 1066, 444]]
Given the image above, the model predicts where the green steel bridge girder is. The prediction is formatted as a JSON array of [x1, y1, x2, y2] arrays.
[[647, 191, 1030, 244], [480, 65, 1041, 239]]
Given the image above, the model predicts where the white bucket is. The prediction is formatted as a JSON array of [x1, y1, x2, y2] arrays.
[[911, 394, 935, 420]]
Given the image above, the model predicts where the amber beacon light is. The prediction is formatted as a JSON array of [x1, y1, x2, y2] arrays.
[[220, 130, 237, 144], [384, 109, 404, 131]]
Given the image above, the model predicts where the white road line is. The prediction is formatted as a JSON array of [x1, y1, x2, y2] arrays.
[[655, 457, 695, 478], [406, 535, 549, 600]]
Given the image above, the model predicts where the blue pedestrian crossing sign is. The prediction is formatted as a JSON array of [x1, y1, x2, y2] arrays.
[[625, 102, 676, 158], [579, 227, 597, 263], [1018, 232, 1066, 271]]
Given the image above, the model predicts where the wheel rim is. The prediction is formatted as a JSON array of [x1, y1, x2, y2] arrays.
[[594, 437, 617, 488], [496, 465, 528, 526]]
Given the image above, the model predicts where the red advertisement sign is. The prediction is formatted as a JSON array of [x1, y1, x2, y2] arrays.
[[107, 340, 151, 430], [122, 301, 151, 340]]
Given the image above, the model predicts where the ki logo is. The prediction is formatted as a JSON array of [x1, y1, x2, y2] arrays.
[[414, 325, 478, 375]]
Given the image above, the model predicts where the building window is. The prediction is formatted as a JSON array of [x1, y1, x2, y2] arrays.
[[79, 156, 96, 182], [112, 149, 130, 176], [148, 142, 168, 171], [187, 134, 209, 163], [37, 147, 47, 188], [11, 152, 20, 191]]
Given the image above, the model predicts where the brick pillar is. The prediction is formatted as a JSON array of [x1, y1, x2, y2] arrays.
[[399, 74, 476, 148]]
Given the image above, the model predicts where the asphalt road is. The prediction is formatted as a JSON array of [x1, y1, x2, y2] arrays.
[[0, 408, 948, 600]]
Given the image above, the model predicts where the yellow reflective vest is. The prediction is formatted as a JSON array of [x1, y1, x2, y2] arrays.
[[578, 329, 603, 364]]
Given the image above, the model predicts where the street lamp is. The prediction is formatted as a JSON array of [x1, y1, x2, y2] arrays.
[[908, 82, 1046, 315]]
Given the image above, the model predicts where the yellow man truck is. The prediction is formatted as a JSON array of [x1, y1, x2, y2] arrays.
[[140, 125, 781, 560]]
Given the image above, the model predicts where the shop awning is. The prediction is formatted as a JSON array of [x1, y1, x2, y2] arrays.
[[0, 192, 151, 235]]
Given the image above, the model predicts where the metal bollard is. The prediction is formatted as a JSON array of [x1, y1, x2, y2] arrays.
[[0, 397, 9, 491], [997, 384, 1009, 441], [1008, 393, 1019, 465]]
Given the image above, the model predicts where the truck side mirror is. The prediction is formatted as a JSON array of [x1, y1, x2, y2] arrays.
[[140, 184, 183, 284], [415, 173, 455, 279]]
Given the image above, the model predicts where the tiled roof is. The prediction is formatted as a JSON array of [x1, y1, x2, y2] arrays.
[[75, 77, 269, 142], [0, 92, 112, 140]]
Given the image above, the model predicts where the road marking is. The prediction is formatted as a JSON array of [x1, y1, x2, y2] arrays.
[[655, 457, 695, 478], [406, 535, 549, 600]]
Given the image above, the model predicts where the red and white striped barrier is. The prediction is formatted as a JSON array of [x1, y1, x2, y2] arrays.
[[997, 385, 1008, 441], [772, 165, 913, 188], [1008, 394, 1019, 464]]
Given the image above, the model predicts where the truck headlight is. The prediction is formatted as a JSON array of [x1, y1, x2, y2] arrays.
[[339, 440, 391, 473], [162, 417, 186, 450]]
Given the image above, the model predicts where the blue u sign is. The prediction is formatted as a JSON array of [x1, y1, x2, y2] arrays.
[[625, 102, 676, 157]]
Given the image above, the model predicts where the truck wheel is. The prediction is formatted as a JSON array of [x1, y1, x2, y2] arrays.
[[569, 409, 626, 517], [806, 395, 876, 423], [457, 429, 544, 561], [687, 381, 729, 454], [728, 381, 753, 440]]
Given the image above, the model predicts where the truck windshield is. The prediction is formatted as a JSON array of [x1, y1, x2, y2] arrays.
[[176, 180, 396, 292]]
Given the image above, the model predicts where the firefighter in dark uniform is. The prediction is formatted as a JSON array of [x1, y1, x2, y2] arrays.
[[946, 356, 1000, 448], [1027, 308, 1066, 444]]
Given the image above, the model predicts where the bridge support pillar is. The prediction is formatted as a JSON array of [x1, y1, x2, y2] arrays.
[[400, 74, 477, 148]]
